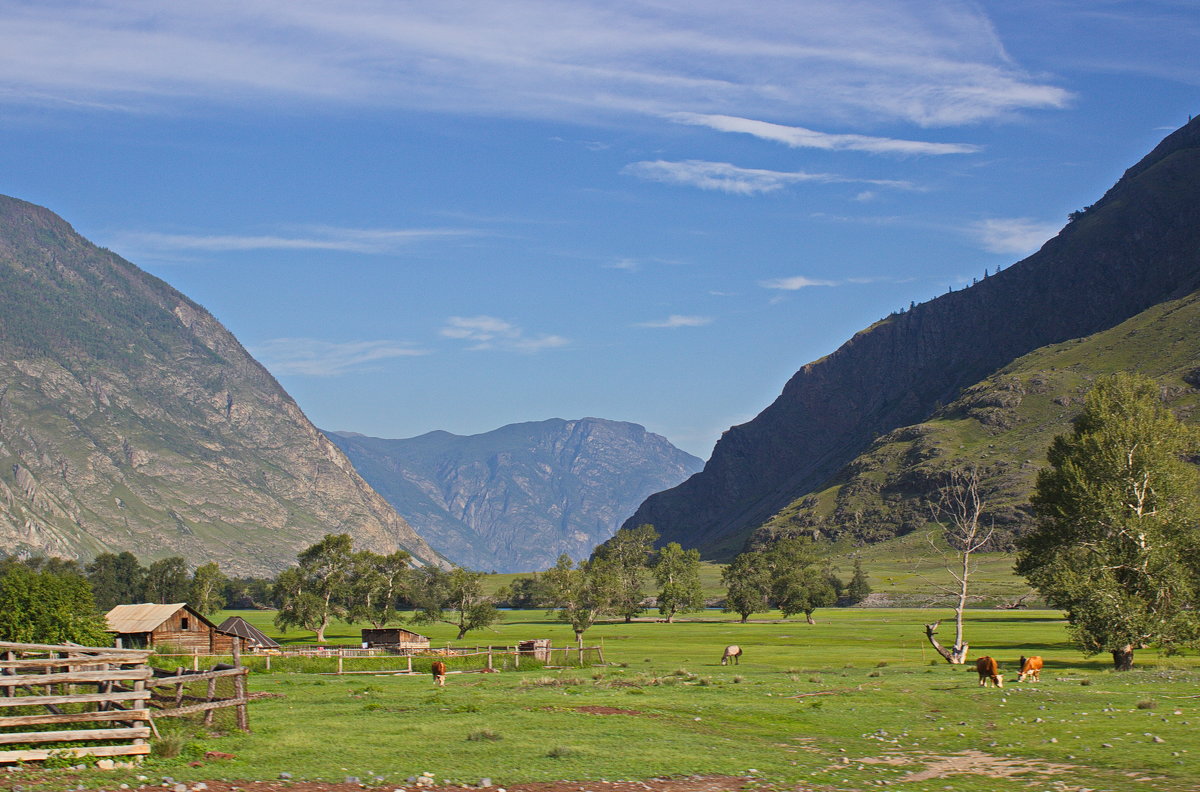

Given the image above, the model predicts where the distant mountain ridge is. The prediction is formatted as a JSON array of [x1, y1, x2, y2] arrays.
[[0, 195, 444, 575], [327, 418, 703, 571], [623, 117, 1200, 558]]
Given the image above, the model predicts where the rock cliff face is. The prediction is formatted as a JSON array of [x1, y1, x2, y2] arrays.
[[623, 117, 1200, 558], [328, 418, 702, 571], [0, 195, 444, 576]]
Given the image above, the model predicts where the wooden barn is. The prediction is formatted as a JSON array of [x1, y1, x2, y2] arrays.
[[216, 616, 281, 651], [361, 627, 430, 650], [105, 602, 237, 653]]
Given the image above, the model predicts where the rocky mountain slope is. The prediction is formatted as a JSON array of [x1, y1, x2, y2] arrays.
[[327, 418, 702, 571], [755, 290, 1200, 551], [0, 195, 444, 576], [623, 117, 1200, 558]]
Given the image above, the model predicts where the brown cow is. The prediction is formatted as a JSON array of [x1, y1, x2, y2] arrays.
[[431, 659, 447, 687], [1017, 655, 1043, 683], [975, 656, 1003, 688], [720, 645, 742, 666]]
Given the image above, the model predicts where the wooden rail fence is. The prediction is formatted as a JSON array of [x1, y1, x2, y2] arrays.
[[0, 640, 153, 764]]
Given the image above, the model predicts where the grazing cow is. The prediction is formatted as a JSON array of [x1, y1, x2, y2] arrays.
[[975, 656, 1003, 688], [721, 645, 742, 666], [431, 659, 447, 687], [1017, 655, 1043, 683]]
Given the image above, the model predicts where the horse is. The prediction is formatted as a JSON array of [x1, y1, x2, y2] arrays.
[[721, 645, 742, 665]]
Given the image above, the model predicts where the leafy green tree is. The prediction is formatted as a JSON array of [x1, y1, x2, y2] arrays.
[[591, 523, 658, 622], [503, 573, 550, 608], [1017, 373, 1200, 670], [144, 556, 190, 604], [87, 551, 147, 611], [652, 542, 704, 623], [189, 562, 227, 617], [721, 549, 772, 623], [767, 537, 838, 624], [542, 554, 619, 646], [843, 558, 872, 605], [347, 550, 412, 628], [274, 533, 355, 642], [0, 558, 110, 645], [224, 576, 274, 609], [410, 566, 502, 639]]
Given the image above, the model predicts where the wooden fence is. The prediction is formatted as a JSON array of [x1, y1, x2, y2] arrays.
[[0, 640, 153, 764]]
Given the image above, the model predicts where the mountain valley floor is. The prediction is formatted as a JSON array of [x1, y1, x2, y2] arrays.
[[11, 608, 1200, 792]]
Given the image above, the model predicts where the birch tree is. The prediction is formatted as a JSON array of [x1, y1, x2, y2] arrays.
[[923, 466, 993, 664]]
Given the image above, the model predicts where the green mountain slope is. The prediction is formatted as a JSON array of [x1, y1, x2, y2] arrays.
[[0, 195, 445, 575], [755, 290, 1200, 549], [623, 117, 1200, 559]]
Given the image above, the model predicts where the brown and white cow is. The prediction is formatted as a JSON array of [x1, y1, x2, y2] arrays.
[[431, 659, 447, 686], [975, 656, 1003, 688], [1017, 655, 1043, 683], [721, 645, 742, 666]]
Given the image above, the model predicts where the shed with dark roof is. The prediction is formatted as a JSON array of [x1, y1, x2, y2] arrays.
[[216, 616, 281, 650]]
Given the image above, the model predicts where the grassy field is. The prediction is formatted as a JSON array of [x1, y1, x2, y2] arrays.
[[25, 606, 1200, 792]]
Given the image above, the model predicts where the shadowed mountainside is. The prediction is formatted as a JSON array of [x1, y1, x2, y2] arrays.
[[328, 418, 702, 571], [0, 195, 445, 576], [623, 117, 1200, 558]]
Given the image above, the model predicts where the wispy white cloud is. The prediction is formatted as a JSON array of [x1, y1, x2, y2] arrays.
[[669, 113, 980, 155], [441, 315, 568, 352], [622, 160, 914, 195], [635, 315, 712, 328], [759, 276, 838, 290], [115, 226, 473, 255], [0, 1, 1069, 127], [250, 338, 428, 376], [605, 258, 641, 272], [971, 217, 1060, 255]]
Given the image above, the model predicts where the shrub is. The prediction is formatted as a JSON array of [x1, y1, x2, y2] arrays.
[[546, 746, 576, 759], [467, 729, 502, 742], [1136, 700, 1157, 710]]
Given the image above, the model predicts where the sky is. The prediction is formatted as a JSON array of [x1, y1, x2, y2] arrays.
[[1, 1, 1197, 458]]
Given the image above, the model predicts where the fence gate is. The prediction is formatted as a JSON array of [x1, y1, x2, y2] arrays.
[[0, 640, 153, 764]]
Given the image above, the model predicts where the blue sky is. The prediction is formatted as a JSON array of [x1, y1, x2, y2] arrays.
[[1, 0, 1196, 457]]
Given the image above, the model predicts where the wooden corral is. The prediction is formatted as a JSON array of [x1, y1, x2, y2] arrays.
[[106, 603, 237, 653], [518, 638, 551, 662], [0, 640, 153, 764], [361, 627, 430, 650]]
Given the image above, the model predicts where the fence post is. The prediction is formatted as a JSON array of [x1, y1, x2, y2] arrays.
[[203, 675, 218, 726], [338, 653, 344, 675], [407, 656, 413, 673], [192, 649, 199, 672], [232, 637, 249, 732], [514, 648, 519, 670], [265, 654, 271, 671]]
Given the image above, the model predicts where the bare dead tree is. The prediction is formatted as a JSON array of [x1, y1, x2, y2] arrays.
[[922, 466, 994, 664]]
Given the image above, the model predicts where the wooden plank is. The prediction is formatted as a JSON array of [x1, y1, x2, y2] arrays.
[[152, 697, 249, 718], [0, 668, 152, 688], [0, 655, 146, 670], [0, 641, 149, 656], [0, 709, 150, 728], [145, 667, 246, 687], [0, 727, 150, 746], [0, 743, 151, 764], [0, 689, 148, 709]]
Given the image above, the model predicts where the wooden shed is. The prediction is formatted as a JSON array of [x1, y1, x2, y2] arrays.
[[361, 627, 430, 650], [105, 602, 236, 653], [217, 616, 281, 651]]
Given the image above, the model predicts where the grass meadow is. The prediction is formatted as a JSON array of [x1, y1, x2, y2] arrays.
[[36, 606, 1200, 792]]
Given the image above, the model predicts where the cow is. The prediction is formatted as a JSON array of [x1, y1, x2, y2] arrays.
[[1017, 655, 1043, 683], [431, 659, 447, 687], [721, 645, 742, 666], [975, 656, 1003, 688]]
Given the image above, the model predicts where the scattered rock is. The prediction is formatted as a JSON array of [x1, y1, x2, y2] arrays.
[[205, 752, 236, 760], [96, 759, 116, 770], [479, 779, 493, 787], [279, 773, 293, 780]]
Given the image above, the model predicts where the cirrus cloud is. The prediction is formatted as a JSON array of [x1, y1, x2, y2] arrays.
[[441, 315, 568, 352], [250, 338, 428, 376], [971, 217, 1061, 255], [622, 160, 914, 195], [634, 315, 713, 328]]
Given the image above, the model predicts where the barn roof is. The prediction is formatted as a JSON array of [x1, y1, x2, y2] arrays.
[[216, 616, 281, 648], [105, 603, 189, 633]]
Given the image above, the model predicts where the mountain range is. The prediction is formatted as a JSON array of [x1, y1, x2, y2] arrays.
[[0, 195, 443, 576], [327, 419, 702, 572], [623, 116, 1200, 558]]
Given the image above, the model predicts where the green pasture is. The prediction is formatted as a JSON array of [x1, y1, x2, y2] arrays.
[[23, 607, 1200, 792]]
